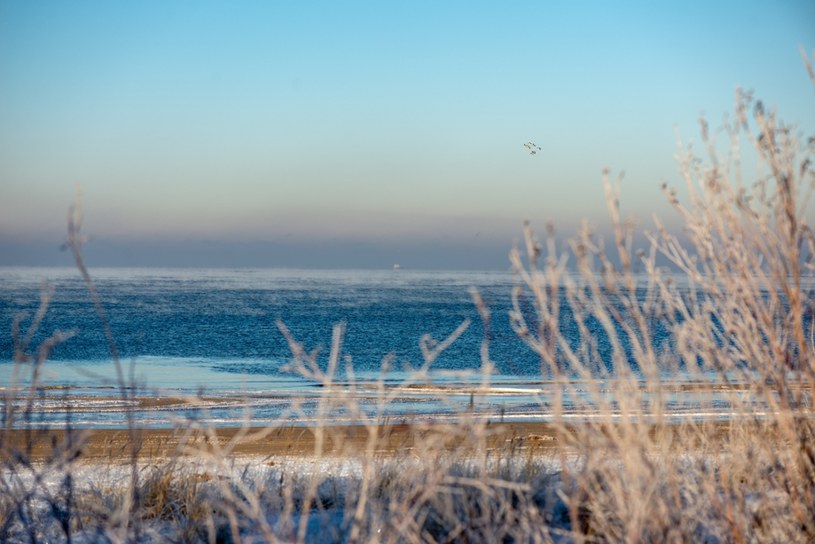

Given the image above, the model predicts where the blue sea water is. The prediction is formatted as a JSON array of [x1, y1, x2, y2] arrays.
[[0, 267, 781, 427], [1, 267, 560, 425], [0, 267, 535, 382]]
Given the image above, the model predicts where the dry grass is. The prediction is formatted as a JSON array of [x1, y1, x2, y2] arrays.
[[1, 53, 814, 543]]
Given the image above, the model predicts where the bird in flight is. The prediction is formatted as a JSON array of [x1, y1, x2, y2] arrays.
[[523, 141, 541, 155]]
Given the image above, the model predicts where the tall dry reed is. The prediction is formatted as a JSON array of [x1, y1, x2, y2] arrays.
[[1, 53, 813, 543]]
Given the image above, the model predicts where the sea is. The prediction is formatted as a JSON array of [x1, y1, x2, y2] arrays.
[[0, 267, 768, 428]]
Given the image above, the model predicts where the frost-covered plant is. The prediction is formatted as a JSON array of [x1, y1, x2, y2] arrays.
[[2, 51, 814, 544], [507, 53, 815, 542]]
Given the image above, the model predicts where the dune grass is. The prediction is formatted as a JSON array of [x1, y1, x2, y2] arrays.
[[1, 56, 814, 543]]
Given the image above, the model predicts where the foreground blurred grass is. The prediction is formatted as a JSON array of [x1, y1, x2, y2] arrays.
[[1, 58, 814, 542]]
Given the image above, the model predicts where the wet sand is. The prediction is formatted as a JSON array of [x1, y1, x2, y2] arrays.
[[2, 421, 566, 463], [2, 417, 740, 464]]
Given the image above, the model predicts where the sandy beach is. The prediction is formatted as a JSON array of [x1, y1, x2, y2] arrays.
[[2, 421, 568, 463], [3, 416, 743, 465]]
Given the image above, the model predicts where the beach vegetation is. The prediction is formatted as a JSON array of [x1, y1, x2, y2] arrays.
[[1, 53, 814, 543]]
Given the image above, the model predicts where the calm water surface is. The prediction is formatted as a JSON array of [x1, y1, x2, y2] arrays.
[[0, 267, 768, 427]]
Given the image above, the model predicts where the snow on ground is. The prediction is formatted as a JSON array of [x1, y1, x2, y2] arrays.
[[3, 451, 571, 543]]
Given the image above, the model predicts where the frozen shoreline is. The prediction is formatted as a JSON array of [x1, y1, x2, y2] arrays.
[[1, 369, 804, 428]]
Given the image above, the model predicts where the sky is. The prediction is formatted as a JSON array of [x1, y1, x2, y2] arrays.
[[1, 1, 813, 270]]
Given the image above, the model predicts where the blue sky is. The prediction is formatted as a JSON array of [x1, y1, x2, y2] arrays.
[[1, 1, 813, 269]]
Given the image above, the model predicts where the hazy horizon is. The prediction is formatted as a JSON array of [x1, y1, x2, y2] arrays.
[[2, 1, 814, 270]]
